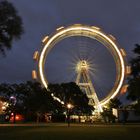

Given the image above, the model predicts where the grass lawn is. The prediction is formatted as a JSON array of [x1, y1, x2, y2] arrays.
[[0, 124, 140, 140]]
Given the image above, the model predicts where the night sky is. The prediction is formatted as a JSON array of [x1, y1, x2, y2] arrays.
[[0, 0, 140, 84]]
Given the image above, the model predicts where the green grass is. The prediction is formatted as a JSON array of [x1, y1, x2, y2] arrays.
[[0, 124, 140, 140]]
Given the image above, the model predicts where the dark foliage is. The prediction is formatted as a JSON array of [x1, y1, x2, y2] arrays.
[[127, 44, 140, 101], [127, 44, 140, 115], [0, 0, 23, 55], [48, 82, 94, 115]]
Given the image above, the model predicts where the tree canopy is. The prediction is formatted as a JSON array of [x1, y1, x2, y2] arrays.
[[0, 81, 61, 120], [127, 44, 140, 114], [0, 0, 23, 55], [127, 44, 140, 101], [48, 82, 94, 115], [107, 98, 122, 110], [0, 81, 94, 121]]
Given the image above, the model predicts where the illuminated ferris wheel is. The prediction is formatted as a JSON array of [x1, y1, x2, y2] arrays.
[[32, 24, 130, 113]]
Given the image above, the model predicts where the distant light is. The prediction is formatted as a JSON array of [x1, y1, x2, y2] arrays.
[[67, 103, 73, 109], [120, 48, 127, 57], [42, 36, 49, 44], [126, 66, 131, 75], [10, 114, 24, 121], [120, 84, 129, 94], [56, 26, 64, 31], [2, 106, 6, 110], [61, 101, 64, 105], [15, 116, 19, 120], [73, 24, 82, 26], [32, 70, 37, 79], [11, 113, 14, 116], [33, 51, 39, 60], [92, 111, 95, 115], [10, 96, 16, 100], [112, 108, 118, 118], [51, 93, 64, 105], [91, 26, 100, 30], [108, 34, 116, 41]]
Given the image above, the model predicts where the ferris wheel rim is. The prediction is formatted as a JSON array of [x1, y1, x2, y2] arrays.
[[38, 24, 125, 106]]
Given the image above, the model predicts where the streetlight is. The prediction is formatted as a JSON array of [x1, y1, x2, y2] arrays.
[[67, 103, 73, 127]]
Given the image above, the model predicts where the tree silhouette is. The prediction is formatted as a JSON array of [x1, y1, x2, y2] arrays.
[[0, 0, 23, 55], [107, 98, 122, 110], [0, 81, 62, 122], [127, 44, 140, 114], [48, 82, 94, 115], [127, 44, 140, 101]]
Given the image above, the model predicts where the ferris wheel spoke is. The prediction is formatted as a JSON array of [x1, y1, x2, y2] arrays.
[[77, 37, 91, 60]]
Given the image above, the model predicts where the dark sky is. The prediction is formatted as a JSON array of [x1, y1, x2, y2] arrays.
[[0, 0, 140, 84]]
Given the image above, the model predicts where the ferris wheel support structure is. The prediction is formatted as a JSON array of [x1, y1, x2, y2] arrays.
[[76, 60, 103, 112]]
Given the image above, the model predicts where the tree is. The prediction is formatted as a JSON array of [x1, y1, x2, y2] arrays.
[[101, 98, 121, 123], [48, 82, 94, 115], [0, 0, 23, 55], [23, 81, 65, 122], [127, 44, 140, 101], [127, 44, 140, 114], [0, 81, 63, 122], [0, 83, 27, 122], [107, 98, 122, 110]]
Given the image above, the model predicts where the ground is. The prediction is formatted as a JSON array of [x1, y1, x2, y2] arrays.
[[0, 123, 140, 140]]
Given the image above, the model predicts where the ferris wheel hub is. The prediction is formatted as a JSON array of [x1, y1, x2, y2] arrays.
[[76, 60, 90, 72]]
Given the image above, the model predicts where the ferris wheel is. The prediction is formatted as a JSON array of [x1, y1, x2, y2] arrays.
[[32, 24, 130, 113]]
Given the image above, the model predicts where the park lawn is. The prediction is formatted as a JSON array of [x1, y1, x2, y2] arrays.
[[0, 124, 140, 140]]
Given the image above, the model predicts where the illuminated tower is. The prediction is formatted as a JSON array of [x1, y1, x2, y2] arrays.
[[76, 60, 103, 113]]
